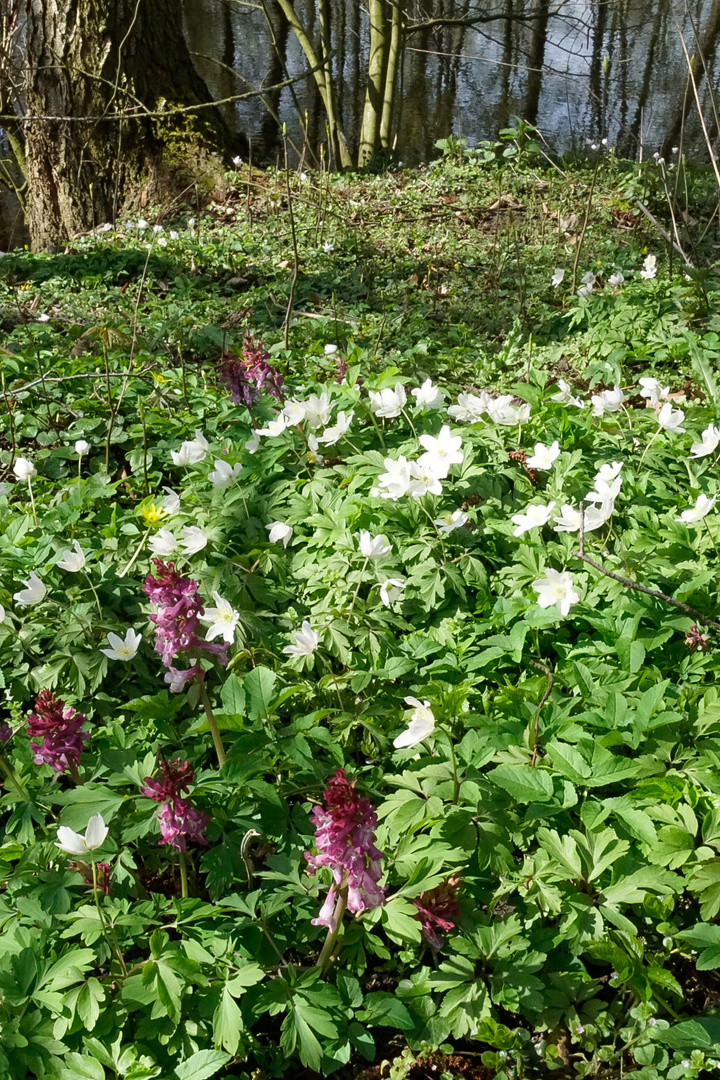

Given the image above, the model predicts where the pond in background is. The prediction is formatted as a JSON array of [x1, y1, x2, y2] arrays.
[[184, 0, 720, 164]]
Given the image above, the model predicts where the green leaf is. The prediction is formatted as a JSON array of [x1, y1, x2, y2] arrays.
[[220, 673, 245, 718], [173, 1050, 231, 1080], [380, 896, 423, 944], [76, 977, 105, 1031], [244, 666, 277, 721], [213, 985, 244, 1055], [358, 992, 414, 1031], [488, 764, 554, 803], [55, 1053, 105, 1080]]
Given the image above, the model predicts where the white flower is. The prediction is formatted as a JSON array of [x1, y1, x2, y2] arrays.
[[380, 578, 405, 606], [281, 399, 306, 426], [487, 395, 530, 425], [550, 379, 585, 408], [56, 814, 109, 855], [319, 410, 354, 446], [188, 217, 195, 229], [201, 592, 240, 643], [324, 342, 338, 354], [37, 313, 50, 322], [578, 272, 595, 296], [595, 461, 623, 482], [375, 455, 412, 500], [639, 377, 669, 405], [551, 268, 565, 287], [393, 697, 435, 748], [553, 505, 584, 533], [417, 425, 463, 478], [148, 529, 177, 557], [156, 236, 168, 248], [657, 401, 686, 433], [101, 628, 142, 660], [137, 218, 148, 231], [180, 526, 208, 555], [0, 604, 5, 622], [299, 172, 308, 182], [591, 385, 625, 416], [57, 540, 87, 572], [245, 431, 261, 454], [359, 531, 391, 559], [640, 254, 657, 280], [690, 424, 720, 459], [74, 440, 90, 456], [408, 460, 444, 498], [412, 379, 445, 410], [232, 155, 243, 166], [283, 620, 319, 657], [511, 502, 555, 536], [525, 440, 560, 470], [323, 243, 335, 255], [369, 383, 407, 418], [209, 459, 242, 488], [302, 393, 332, 430], [435, 509, 468, 533], [532, 569, 579, 617], [608, 272, 624, 287], [13, 572, 46, 606], [677, 494, 717, 523], [13, 457, 36, 482], [162, 487, 181, 514], [257, 414, 289, 438], [169, 230, 179, 241], [267, 521, 293, 547], [447, 391, 490, 423], [585, 475, 622, 505], [171, 430, 209, 465]]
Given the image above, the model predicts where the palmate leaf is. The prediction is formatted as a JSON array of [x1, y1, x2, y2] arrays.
[[213, 985, 244, 1055]]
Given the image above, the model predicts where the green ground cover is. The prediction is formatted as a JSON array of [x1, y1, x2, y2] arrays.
[[2, 139, 720, 1079]]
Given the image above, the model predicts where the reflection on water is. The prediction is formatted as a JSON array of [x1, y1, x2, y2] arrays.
[[184, 0, 720, 163]]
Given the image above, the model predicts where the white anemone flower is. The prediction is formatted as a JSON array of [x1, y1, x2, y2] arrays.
[[101, 628, 142, 661], [525, 441, 560, 470], [447, 391, 490, 423], [282, 400, 306, 425], [380, 578, 405, 607], [171, 430, 209, 466], [585, 476, 622, 505], [417, 425, 463, 478], [148, 529, 178, 557], [257, 414, 289, 438], [638, 377, 669, 405], [162, 487, 181, 514], [677, 494, 717, 524], [74, 440, 90, 457], [532, 569, 579, 617], [393, 697, 435, 749], [201, 592, 240, 643], [640, 254, 657, 280], [374, 456, 412, 500], [550, 380, 585, 408], [591, 386, 625, 416], [245, 431, 261, 454], [319, 410, 354, 446], [56, 814, 109, 856], [179, 526, 208, 555], [57, 540, 87, 572], [369, 383, 407, 419], [283, 621, 319, 657], [608, 272, 625, 287], [487, 396, 530, 425], [690, 424, 720, 459], [551, 268, 565, 287], [511, 502, 556, 537], [208, 459, 242, 489], [412, 379, 446, 410], [435, 509, 468, 533], [553, 503, 611, 534], [657, 402, 686, 433], [324, 343, 338, 355], [266, 521, 293, 547], [595, 461, 623, 483], [359, 531, 392, 559], [13, 572, 46, 606], [302, 393, 332, 430], [13, 457, 36, 482], [409, 460, 443, 498]]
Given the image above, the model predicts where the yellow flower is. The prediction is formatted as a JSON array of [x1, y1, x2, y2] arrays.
[[139, 500, 167, 526]]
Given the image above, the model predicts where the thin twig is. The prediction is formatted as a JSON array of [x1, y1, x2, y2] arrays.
[[636, 199, 692, 265]]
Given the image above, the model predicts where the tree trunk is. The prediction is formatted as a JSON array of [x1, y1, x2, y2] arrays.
[[358, 0, 388, 166], [14, 0, 242, 250]]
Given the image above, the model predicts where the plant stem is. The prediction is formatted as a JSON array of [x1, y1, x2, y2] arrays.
[[348, 557, 369, 619], [178, 850, 189, 899], [118, 529, 149, 578], [68, 759, 82, 786], [83, 572, 103, 618], [441, 730, 460, 804], [93, 860, 128, 977], [27, 479, 37, 527], [0, 756, 29, 801], [317, 884, 348, 976], [197, 678, 226, 767]]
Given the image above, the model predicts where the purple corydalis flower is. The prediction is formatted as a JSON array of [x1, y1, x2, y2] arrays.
[[685, 624, 710, 652], [26, 689, 89, 774], [413, 874, 461, 951], [305, 768, 385, 930], [218, 334, 284, 407], [0, 722, 12, 744], [142, 758, 209, 851], [142, 560, 227, 669]]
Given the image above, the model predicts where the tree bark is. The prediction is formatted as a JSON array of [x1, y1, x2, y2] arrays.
[[13, 0, 242, 250], [358, 0, 388, 166]]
